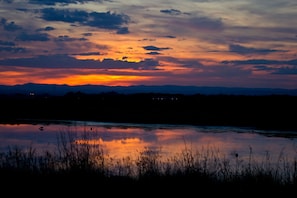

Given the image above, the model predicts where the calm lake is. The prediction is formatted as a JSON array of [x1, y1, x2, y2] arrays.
[[1, 120, 297, 164]]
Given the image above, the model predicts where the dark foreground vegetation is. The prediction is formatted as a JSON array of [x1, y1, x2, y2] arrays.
[[1, 92, 297, 131], [1, 131, 297, 196]]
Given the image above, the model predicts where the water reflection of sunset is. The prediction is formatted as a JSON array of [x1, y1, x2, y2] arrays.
[[75, 137, 150, 160], [0, 122, 297, 164]]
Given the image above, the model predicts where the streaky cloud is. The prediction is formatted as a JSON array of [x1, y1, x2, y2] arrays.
[[54, 35, 87, 42], [72, 52, 101, 56], [143, 46, 170, 51], [15, 32, 50, 41], [0, 46, 26, 53], [146, 52, 161, 55], [29, 0, 103, 6], [222, 59, 297, 75], [273, 67, 297, 75], [160, 9, 182, 16], [229, 44, 283, 54], [0, 40, 15, 46], [222, 59, 297, 66], [0, 54, 159, 70]]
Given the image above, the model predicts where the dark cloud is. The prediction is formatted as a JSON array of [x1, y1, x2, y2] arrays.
[[40, 8, 130, 31], [36, 26, 55, 32], [137, 58, 160, 70], [87, 11, 130, 29], [273, 67, 297, 75], [0, 40, 25, 53], [101, 58, 159, 70], [1, 0, 14, 4], [222, 59, 297, 66], [54, 35, 87, 42], [254, 65, 274, 71], [41, 8, 88, 23], [29, 0, 103, 5], [82, 33, 92, 36], [0, 46, 26, 53], [0, 40, 15, 46], [0, 54, 75, 68], [0, 54, 159, 70], [229, 44, 282, 54], [116, 27, 129, 34], [15, 32, 50, 41], [29, 0, 64, 5], [140, 38, 156, 42], [222, 59, 297, 75], [16, 8, 29, 12], [163, 35, 176, 38], [1, 18, 22, 32], [287, 59, 297, 65], [254, 65, 297, 75], [143, 45, 170, 51], [146, 52, 161, 55], [160, 9, 182, 16], [72, 52, 101, 56]]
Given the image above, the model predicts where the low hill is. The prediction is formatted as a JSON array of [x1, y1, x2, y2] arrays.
[[1, 83, 297, 96]]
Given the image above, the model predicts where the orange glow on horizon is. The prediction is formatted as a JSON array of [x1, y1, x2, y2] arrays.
[[60, 74, 155, 86], [0, 67, 156, 86]]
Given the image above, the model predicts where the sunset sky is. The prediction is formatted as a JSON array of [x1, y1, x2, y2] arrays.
[[0, 0, 297, 89]]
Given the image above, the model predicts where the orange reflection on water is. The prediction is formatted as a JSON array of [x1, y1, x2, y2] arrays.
[[1, 122, 297, 165], [76, 137, 150, 160]]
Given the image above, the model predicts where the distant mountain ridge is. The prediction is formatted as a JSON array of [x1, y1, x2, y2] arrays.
[[1, 83, 297, 96]]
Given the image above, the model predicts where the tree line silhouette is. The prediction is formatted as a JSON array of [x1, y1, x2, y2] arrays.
[[1, 92, 296, 131]]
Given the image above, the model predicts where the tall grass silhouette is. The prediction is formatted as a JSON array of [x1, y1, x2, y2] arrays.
[[1, 130, 296, 195]]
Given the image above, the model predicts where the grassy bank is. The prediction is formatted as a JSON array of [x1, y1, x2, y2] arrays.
[[1, 131, 296, 196]]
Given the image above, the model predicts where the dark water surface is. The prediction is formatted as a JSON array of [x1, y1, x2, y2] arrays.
[[1, 120, 297, 164]]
